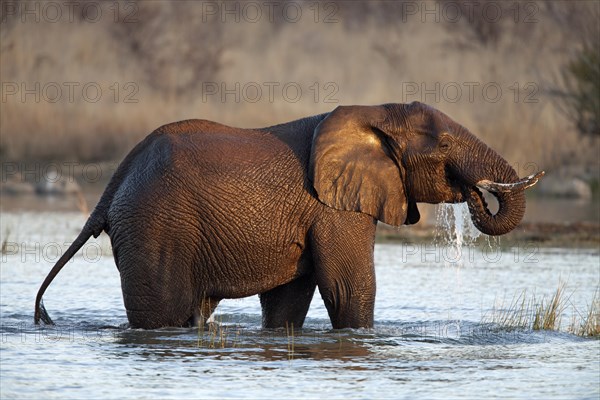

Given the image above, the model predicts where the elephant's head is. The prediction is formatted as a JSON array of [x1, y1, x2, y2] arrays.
[[309, 102, 543, 235]]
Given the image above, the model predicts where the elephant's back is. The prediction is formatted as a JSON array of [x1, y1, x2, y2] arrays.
[[113, 119, 309, 193], [109, 119, 313, 205]]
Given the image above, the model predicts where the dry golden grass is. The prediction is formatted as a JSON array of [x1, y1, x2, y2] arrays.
[[286, 322, 295, 361], [484, 289, 533, 330], [197, 312, 238, 349], [569, 289, 600, 337], [532, 281, 570, 331], [1, 1, 598, 172], [1, 226, 11, 255], [484, 281, 600, 337]]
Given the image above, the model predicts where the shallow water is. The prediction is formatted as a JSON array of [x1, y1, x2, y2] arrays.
[[1, 212, 599, 399]]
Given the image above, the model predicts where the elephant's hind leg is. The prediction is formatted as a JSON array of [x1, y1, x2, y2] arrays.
[[259, 274, 316, 329], [116, 249, 197, 329]]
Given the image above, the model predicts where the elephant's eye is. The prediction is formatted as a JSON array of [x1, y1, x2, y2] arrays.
[[439, 138, 452, 153]]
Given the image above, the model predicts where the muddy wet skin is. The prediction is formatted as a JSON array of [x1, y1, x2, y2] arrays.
[[1, 211, 598, 399]]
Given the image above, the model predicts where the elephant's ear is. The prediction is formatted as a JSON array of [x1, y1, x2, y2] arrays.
[[309, 105, 408, 227]]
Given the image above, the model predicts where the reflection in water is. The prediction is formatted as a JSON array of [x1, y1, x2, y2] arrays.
[[109, 324, 374, 362], [57, 318, 566, 366]]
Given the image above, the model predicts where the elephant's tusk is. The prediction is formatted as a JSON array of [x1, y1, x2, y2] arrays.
[[476, 171, 545, 193]]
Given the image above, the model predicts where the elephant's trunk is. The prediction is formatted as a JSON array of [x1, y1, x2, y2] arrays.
[[457, 138, 543, 236], [466, 184, 524, 236]]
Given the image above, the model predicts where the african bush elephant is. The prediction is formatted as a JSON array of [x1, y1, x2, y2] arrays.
[[35, 102, 543, 329]]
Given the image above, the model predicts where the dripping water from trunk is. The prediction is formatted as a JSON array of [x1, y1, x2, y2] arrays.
[[435, 203, 482, 267]]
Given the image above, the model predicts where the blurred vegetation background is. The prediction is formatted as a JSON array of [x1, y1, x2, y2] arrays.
[[1, 0, 598, 185]]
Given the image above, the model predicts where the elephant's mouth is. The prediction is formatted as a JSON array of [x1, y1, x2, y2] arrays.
[[464, 185, 494, 219], [468, 186, 490, 211]]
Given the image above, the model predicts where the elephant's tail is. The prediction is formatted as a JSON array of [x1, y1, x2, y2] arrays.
[[34, 217, 103, 325]]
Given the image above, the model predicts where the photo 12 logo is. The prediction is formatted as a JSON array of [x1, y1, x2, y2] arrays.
[[399, 242, 539, 265], [1, 162, 119, 185], [1, 323, 121, 344], [1, 82, 139, 104], [1, 241, 108, 264], [201, 81, 340, 104], [199, 1, 339, 23], [400, 1, 539, 24], [399, 81, 539, 104], [0, 1, 139, 24]]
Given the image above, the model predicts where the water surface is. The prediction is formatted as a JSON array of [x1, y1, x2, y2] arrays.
[[1, 212, 599, 399]]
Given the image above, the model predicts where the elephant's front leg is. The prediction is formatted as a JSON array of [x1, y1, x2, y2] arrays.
[[259, 274, 317, 329], [316, 264, 376, 329], [310, 213, 377, 329]]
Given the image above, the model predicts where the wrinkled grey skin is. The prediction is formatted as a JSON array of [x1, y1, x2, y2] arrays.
[[34, 102, 541, 329]]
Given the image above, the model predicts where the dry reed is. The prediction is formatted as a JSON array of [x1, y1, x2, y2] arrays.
[[484, 281, 599, 337]]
